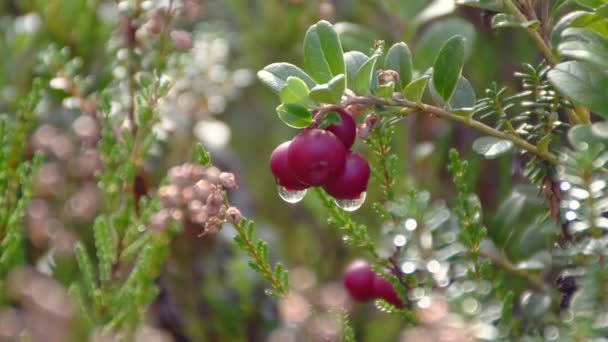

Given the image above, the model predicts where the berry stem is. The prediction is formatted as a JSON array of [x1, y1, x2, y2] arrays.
[[340, 95, 560, 165]]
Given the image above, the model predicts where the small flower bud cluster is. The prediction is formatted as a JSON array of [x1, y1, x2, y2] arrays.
[[357, 113, 380, 140], [149, 163, 239, 236]]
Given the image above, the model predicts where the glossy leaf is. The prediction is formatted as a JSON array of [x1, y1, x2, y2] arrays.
[[551, 11, 589, 46], [547, 61, 608, 117], [568, 124, 608, 150], [257, 63, 316, 93], [491, 13, 540, 29], [472, 136, 514, 159], [276, 103, 313, 128], [304, 20, 345, 83], [433, 35, 466, 103], [570, 12, 608, 39], [559, 28, 608, 68], [575, 0, 608, 9], [384, 42, 413, 89]]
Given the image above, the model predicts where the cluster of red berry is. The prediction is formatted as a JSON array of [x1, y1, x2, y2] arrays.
[[269, 108, 370, 203], [342, 260, 403, 308]]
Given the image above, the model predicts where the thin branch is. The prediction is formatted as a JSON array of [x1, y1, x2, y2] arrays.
[[338, 95, 560, 165]]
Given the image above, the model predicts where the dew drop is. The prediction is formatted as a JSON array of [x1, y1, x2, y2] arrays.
[[334, 192, 366, 211], [277, 186, 307, 204]]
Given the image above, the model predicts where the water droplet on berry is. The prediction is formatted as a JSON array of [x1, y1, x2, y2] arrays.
[[277, 186, 307, 203], [334, 192, 366, 211]]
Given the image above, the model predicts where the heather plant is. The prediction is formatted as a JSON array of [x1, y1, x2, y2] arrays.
[[0, 0, 607, 341]]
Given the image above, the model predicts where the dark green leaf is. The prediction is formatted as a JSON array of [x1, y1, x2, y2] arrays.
[[432, 35, 466, 103], [472, 136, 514, 159], [385, 42, 413, 89], [520, 292, 552, 319], [429, 76, 476, 110], [309, 74, 346, 104], [456, 0, 502, 11], [568, 124, 608, 150], [276, 104, 313, 128], [257, 63, 316, 93], [551, 11, 589, 47], [491, 13, 540, 29], [352, 55, 379, 95], [403, 75, 430, 102], [317, 111, 341, 129], [559, 28, 608, 68], [304, 20, 346, 83], [547, 61, 608, 117]]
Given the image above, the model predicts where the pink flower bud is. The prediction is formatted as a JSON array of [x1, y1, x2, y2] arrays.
[[219, 172, 236, 188], [225, 207, 242, 224], [170, 30, 193, 51]]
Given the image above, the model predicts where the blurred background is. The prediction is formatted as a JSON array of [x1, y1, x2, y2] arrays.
[[0, 0, 546, 340]]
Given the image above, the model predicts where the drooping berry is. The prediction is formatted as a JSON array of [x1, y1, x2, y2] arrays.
[[372, 274, 403, 308], [322, 108, 356, 149], [322, 152, 370, 199], [287, 129, 346, 186], [269, 141, 308, 190], [342, 260, 375, 302]]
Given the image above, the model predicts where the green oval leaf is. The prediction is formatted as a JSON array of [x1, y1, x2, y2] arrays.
[[491, 13, 540, 29], [352, 55, 379, 95], [472, 136, 514, 159], [257, 63, 316, 93], [575, 0, 608, 9], [570, 12, 608, 39], [384, 42, 413, 89], [276, 104, 313, 128], [547, 61, 608, 117], [559, 28, 608, 68], [403, 75, 430, 102], [344, 51, 369, 86], [309, 74, 346, 104], [429, 75, 476, 110], [551, 11, 588, 47], [432, 35, 466, 103], [456, 0, 502, 11], [279, 77, 313, 106], [304, 20, 346, 84]]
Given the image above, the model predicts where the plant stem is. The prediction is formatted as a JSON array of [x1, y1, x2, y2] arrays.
[[340, 95, 560, 165], [500, 0, 558, 66]]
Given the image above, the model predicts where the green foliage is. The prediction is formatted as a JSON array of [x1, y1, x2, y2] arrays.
[[432, 35, 466, 104]]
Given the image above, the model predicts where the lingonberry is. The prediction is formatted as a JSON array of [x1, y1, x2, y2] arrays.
[[372, 274, 403, 308], [287, 128, 346, 186], [322, 108, 356, 149], [322, 152, 370, 199], [342, 260, 375, 302], [269, 141, 308, 190]]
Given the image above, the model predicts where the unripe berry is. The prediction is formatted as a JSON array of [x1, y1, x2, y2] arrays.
[[322, 152, 370, 199], [322, 108, 357, 149], [269, 141, 308, 190], [342, 260, 375, 302], [287, 128, 346, 186], [372, 274, 403, 308]]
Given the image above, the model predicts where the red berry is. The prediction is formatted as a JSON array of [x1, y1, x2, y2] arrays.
[[323, 108, 356, 149], [342, 260, 375, 302], [287, 128, 346, 186], [372, 274, 403, 308], [269, 141, 308, 190], [322, 152, 370, 199]]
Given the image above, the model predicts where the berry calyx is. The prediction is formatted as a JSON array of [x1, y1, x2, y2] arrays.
[[321, 108, 356, 149], [322, 152, 370, 199], [269, 141, 308, 190], [342, 260, 375, 302], [372, 274, 403, 308], [287, 128, 346, 186]]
